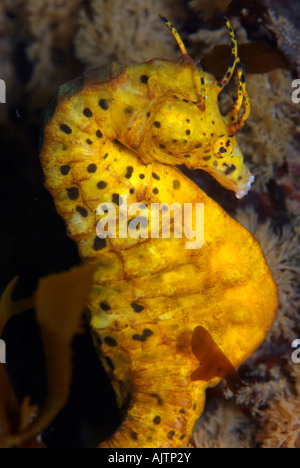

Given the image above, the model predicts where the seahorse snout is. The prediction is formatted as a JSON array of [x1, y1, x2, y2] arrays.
[[206, 143, 255, 199]]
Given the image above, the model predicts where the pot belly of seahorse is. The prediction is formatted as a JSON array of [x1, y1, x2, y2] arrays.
[[40, 62, 277, 448]]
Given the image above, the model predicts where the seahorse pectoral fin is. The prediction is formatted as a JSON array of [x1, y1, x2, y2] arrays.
[[190, 326, 241, 390]]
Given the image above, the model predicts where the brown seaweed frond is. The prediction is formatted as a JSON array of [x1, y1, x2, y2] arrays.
[[0, 266, 94, 448]]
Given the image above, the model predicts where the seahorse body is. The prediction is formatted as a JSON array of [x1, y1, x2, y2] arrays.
[[40, 20, 277, 448]]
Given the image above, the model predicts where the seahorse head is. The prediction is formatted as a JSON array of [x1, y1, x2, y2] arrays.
[[147, 87, 253, 199], [145, 16, 254, 199]]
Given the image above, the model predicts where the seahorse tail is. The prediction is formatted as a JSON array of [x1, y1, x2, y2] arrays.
[[99, 356, 207, 448]]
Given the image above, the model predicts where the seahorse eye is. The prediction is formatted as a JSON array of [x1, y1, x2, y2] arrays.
[[214, 137, 234, 158]]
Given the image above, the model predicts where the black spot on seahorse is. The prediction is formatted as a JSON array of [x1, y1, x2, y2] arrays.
[[87, 163, 97, 173], [131, 303, 145, 313], [76, 206, 88, 217], [125, 166, 134, 179], [132, 329, 153, 342], [60, 124, 72, 134], [100, 301, 111, 311], [104, 337, 118, 347], [99, 99, 109, 110], [150, 393, 164, 406], [94, 237, 106, 251], [97, 181, 107, 189], [225, 164, 236, 175], [130, 432, 138, 441], [60, 165, 71, 175], [112, 193, 123, 206], [167, 430, 175, 440], [83, 108, 93, 118], [66, 187, 79, 200], [173, 180, 180, 190], [140, 75, 149, 84]]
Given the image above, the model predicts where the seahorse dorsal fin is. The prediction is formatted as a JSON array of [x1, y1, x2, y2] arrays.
[[190, 326, 241, 390]]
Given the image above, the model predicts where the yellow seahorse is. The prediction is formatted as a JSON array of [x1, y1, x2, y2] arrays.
[[39, 17, 278, 448]]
